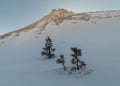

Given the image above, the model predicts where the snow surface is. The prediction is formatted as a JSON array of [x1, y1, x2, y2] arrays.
[[0, 11, 120, 86]]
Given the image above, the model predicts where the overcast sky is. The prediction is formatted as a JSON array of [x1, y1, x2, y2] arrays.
[[0, 0, 120, 35]]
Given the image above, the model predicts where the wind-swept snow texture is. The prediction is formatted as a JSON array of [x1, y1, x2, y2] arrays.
[[0, 9, 120, 86]]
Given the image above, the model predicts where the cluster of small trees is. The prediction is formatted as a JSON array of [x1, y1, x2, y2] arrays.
[[41, 36, 86, 72]]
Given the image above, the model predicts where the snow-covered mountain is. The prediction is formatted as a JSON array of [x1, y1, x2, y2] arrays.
[[0, 9, 120, 86], [0, 9, 120, 40]]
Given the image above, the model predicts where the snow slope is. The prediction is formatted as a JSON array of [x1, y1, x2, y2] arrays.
[[0, 9, 120, 86]]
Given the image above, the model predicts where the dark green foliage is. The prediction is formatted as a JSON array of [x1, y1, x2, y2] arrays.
[[41, 36, 56, 58], [56, 55, 66, 71], [71, 47, 82, 70], [80, 61, 87, 69]]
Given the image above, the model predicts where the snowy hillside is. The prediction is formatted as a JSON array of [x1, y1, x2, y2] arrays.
[[0, 9, 120, 86]]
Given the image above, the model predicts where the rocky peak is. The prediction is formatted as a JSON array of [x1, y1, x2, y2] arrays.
[[42, 9, 74, 25], [50, 9, 74, 16]]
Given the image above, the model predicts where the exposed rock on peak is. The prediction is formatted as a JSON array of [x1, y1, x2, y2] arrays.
[[40, 9, 74, 25], [50, 9, 74, 16]]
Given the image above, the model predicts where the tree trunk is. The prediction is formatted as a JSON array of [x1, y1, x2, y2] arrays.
[[76, 59, 79, 70], [62, 63, 66, 71], [48, 49, 51, 58]]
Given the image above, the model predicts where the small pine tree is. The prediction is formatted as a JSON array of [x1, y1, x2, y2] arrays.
[[71, 47, 82, 70], [41, 36, 56, 58], [56, 55, 66, 71]]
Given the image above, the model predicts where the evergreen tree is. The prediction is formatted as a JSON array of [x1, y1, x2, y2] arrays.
[[71, 47, 82, 70], [41, 36, 56, 58], [56, 55, 66, 71]]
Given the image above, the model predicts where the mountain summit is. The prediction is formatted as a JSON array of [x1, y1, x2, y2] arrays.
[[0, 9, 74, 39], [0, 9, 120, 39]]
